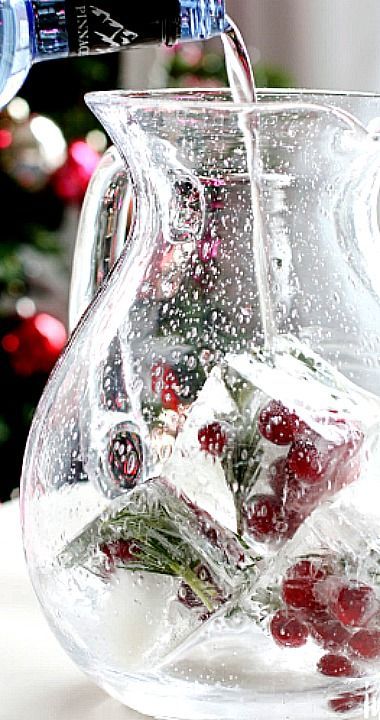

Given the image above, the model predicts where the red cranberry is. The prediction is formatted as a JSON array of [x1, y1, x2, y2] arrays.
[[196, 564, 213, 583], [282, 561, 326, 612], [258, 400, 303, 445], [329, 692, 366, 714], [330, 435, 363, 493], [269, 460, 325, 522], [282, 578, 322, 612], [332, 584, 377, 627], [161, 387, 180, 411], [310, 619, 350, 651], [268, 459, 300, 503], [100, 539, 140, 567], [151, 362, 175, 393], [268, 463, 302, 514], [151, 362, 180, 411], [286, 560, 327, 582], [317, 653, 358, 677], [177, 564, 215, 610], [243, 495, 284, 541], [270, 609, 308, 648], [348, 629, 380, 659], [198, 422, 227, 457], [287, 439, 324, 483], [178, 582, 204, 609], [324, 420, 363, 493]]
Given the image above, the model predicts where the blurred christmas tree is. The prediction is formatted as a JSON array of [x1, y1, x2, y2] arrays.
[[0, 56, 117, 502]]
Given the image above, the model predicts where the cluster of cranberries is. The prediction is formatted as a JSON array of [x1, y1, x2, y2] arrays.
[[244, 400, 363, 544], [196, 400, 363, 547], [270, 559, 380, 693]]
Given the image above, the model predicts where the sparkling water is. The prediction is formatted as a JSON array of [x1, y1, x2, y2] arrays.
[[51, 331, 380, 719], [223, 17, 276, 349]]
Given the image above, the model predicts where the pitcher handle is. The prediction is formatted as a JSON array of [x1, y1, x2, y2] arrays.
[[68, 145, 132, 331]]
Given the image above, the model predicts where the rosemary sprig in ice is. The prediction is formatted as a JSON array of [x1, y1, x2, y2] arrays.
[[59, 478, 257, 614]]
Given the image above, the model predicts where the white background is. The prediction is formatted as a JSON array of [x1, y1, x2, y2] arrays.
[[121, 0, 380, 92], [229, 0, 380, 91], [0, 501, 148, 720]]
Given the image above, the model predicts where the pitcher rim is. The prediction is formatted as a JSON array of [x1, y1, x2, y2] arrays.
[[85, 86, 380, 113]]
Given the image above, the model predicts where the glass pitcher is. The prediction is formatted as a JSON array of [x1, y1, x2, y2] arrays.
[[21, 90, 380, 720]]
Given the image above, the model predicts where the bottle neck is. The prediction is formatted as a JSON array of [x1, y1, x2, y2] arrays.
[[179, 0, 226, 41], [31, 0, 226, 61]]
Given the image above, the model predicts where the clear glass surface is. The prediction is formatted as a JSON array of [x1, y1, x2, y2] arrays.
[[21, 89, 380, 720]]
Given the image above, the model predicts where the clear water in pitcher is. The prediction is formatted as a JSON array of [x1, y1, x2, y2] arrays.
[[37, 20, 380, 720]]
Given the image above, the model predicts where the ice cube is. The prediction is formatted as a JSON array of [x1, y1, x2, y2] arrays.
[[226, 334, 380, 438], [162, 366, 238, 533], [269, 479, 380, 582], [161, 612, 325, 693], [97, 570, 200, 672]]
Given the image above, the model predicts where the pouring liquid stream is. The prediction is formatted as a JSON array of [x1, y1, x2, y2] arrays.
[[222, 18, 277, 350]]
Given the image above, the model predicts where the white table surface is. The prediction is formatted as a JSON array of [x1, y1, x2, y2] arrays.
[[0, 499, 152, 720]]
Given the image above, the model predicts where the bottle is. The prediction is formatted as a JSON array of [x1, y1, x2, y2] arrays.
[[0, 0, 227, 109]]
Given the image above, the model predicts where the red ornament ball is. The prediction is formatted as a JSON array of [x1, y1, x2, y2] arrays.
[[51, 139, 100, 204], [2, 312, 67, 375]]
